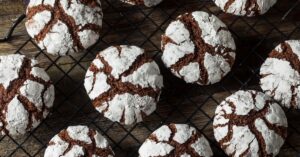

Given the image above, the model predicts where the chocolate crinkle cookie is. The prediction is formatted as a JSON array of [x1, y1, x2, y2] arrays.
[[213, 90, 287, 157], [139, 123, 213, 157], [120, 0, 163, 7], [0, 54, 55, 136], [161, 11, 236, 85], [25, 0, 103, 56], [44, 125, 114, 157], [84, 45, 163, 125], [213, 0, 277, 17], [260, 40, 300, 109]]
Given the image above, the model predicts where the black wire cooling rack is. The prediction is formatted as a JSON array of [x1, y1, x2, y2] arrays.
[[1, 0, 300, 156]]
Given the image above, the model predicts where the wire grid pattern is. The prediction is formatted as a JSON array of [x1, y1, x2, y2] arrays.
[[1, 0, 300, 156]]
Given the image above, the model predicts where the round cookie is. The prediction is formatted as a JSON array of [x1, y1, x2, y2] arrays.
[[213, 0, 277, 17], [139, 124, 213, 157], [260, 40, 300, 109], [84, 45, 163, 125], [25, 0, 103, 56], [0, 54, 55, 136], [213, 90, 287, 157], [161, 11, 236, 85], [44, 125, 114, 157], [120, 0, 163, 7]]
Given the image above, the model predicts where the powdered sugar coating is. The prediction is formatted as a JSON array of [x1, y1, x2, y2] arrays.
[[121, 0, 163, 7], [0, 54, 55, 136], [260, 40, 300, 109], [44, 125, 114, 157], [66, 125, 92, 144], [162, 11, 235, 85], [100, 93, 157, 125], [44, 135, 69, 157], [213, 90, 287, 157], [179, 62, 200, 83], [5, 97, 29, 136], [84, 45, 163, 125], [214, 0, 277, 17], [139, 124, 213, 157], [26, 0, 103, 56], [0, 54, 25, 89], [122, 61, 162, 89], [100, 46, 143, 79], [20, 80, 45, 110]]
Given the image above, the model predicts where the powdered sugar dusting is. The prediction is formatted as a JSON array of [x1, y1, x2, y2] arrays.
[[173, 124, 196, 144], [63, 145, 85, 157], [100, 45, 143, 79], [286, 40, 300, 59], [26, 10, 52, 37], [45, 125, 114, 157], [0, 54, 24, 89], [43, 85, 55, 109], [204, 53, 231, 85], [66, 125, 92, 144], [61, 0, 102, 26], [153, 125, 172, 142], [122, 61, 163, 89], [255, 118, 284, 155], [257, 0, 278, 14], [5, 96, 29, 136], [26, 0, 103, 56], [102, 93, 156, 125], [43, 0, 55, 6], [39, 20, 74, 56], [181, 153, 191, 157], [191, 136, 213, 157], [139, 124, 213, 157], [162, 11, 235, 85], [260, 59, 298, 108], [31, 67, 50, 81], [0, 54, 54, 136], [265, 103, 288, 127], [92, 58, 104, 69], [260, 40, 300, 109], [213, 0, 277, 16], [192, 11, 235, 50], [44, 136, 69, 157], [20, 80, 44, 111], [213, 90, 287, 157], [179, 62, 200, 83], [86, 71, 111, 100], [78, 30, 100, 49], [94, 131, 109, 149], [85, 45, 163, 125], [84, 70, 94, 95], [139, 140, 174, 157], [162, 20, 195, 68], [227, 125, 259, 156]]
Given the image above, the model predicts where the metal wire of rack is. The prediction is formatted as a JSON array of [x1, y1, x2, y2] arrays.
[[0, 0, 300, 156]]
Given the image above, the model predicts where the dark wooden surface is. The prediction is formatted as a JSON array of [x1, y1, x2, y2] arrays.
[[1, 0, 300, 156]]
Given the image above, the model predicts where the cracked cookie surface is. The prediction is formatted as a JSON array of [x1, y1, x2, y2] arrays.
[[139, 123, 213, 157], [260, 40, 300, 109], [44, 125, 114, 157], [84, 45, 163, 125], [120, 0, 163, 7], [213, 90, 287, 157], [213, 0, 277, 17], [25, 0, 103, 56], [161, 11, 235, 85], [0, 54, 55, 136]]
